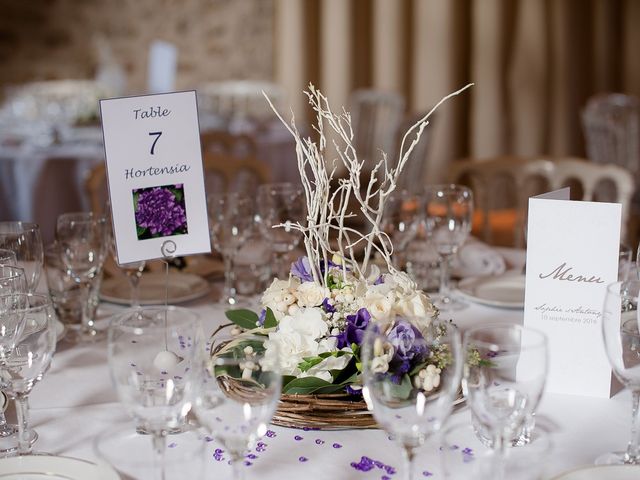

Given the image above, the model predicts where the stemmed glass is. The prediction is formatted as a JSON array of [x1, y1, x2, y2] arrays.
[[257, 183, 305, 279], [107, 306, 201, 480], [381, 190, 424, 270], [194, 332, 282, 480], [0, 222, 44, 293], [598, 280, 640, 465], [423, 184, 473, 310], [0, 293, 56, 455], [462, 324, 548, 479], [55, 212, 108, 340], [0, 264, 28, 454], [361, 317, 462, 480], [208, 192, 255, 306], [108, 226, 145, 308]]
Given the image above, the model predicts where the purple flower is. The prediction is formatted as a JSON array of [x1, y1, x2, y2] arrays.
[[291, 257, 314, 282], [258, 309, 266, 326], [388, 321, 428, 361], [374, 275, 384, 285], [322, 298, 336, 314], [134, 186, 187, 236], [336, 308, 371, 348]]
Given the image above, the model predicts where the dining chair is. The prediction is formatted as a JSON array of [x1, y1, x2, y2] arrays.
[[348, 89, 406, 168], [202, 150, 270, 196], [200, 130, 258, 158], [392, 111, 434, 194], [449, 156, 635, 247]]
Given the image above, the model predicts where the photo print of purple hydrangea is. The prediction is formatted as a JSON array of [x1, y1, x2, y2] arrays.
[[133, 184, 188, 240]]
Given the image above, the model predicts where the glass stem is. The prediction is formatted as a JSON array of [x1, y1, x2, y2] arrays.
[[151, 431, 167, 480], [230, 452, 246, 480], [438, 254, 452, 301], [127, 272, 141, 308], [222, 254, 237, 305], [490, 431, 507, 480], [401, 445, 416, 480], [80, 281, 95, 335], [626, 390, 640, 463], [15, 394, 31, 455]]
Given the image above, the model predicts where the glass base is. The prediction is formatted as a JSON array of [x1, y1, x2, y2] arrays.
[[595, 451, 640, 465], [94, 422, 206, 479], [0, 426, 38, 456]]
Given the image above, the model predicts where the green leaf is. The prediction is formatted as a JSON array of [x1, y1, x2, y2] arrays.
[[263, 307, 278, 329], [136, 226, 146, 238], [388, 374, 413, 400], [409, 362, 429, 376], [298, 357, 325, 373], [281, 375, 297, 390], [282, 376, 333, 394], [225, 309, 259, 330]]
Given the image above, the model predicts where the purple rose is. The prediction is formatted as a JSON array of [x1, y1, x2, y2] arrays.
[[135, 187, 187, 236], [387, 321, 428, 362], [336, 308, 371, 348]]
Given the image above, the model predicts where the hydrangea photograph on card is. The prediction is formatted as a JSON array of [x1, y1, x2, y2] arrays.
[[132, 183, 188, 240]]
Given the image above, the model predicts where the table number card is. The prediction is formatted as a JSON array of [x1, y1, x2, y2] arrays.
[[100, 91, 211, 264], [523, 188, 621, 398]]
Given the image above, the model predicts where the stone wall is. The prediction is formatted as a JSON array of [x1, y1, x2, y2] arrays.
[[0, 0, 274, 93]]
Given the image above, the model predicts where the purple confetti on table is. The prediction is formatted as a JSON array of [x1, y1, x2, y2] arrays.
[[382, 476, 391, 480], [299, 456, 308, 463], [266, 430, 276, 438], [213, 449, 225, 461], [204, 436, 214, 442], [246, 454, 258, 460], [422, 471, 433, 477], [244, 461, 253, 466], [332, 443, 342, 449], [384, 465, 396, 475], [160, 370, 167, 375], [315, 439, 325, 445], [294, 435, 303, 441], [168, 442, 177, 448]]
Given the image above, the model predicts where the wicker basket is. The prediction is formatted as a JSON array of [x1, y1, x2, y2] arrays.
[[272, 392, 377, 430]]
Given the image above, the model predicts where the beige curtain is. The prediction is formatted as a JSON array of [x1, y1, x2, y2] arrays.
[[274, 0, 640, 182]]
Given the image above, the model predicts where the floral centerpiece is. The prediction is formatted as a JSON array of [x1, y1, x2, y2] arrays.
[[221, 83, 472, 428]]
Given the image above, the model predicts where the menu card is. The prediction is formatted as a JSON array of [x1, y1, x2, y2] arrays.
[[523, 188, 621, 398], [100, 91, 211, 264]]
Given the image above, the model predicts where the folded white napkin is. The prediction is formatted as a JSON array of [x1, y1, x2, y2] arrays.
[[452, 240, 506, 278]]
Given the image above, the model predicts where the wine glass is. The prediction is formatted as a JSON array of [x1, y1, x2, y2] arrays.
[[208, 192, 255, 306], [423, 185, 473, 311], [381, 190, 424, 270], [0, 249, 17, 267], [107, 306, 201, 480], [361, 317, 463, 480], [256, 183, 305, 279], [55, 212, 108, 340], [108, 225, 146, 308], [194, 332, 282, 480], [598, 279, 640, 465], [0, 293, 56, 455], [462, 324, 548, 479], [0, 265, 28, 454], [0, 222, 44, 294]]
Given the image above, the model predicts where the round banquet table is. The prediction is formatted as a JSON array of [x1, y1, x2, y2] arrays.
[[13, 250, 634, 479]]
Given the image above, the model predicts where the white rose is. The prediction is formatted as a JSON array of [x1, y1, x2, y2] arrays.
[[278, 308, 328, 340], [362, 292, 393, 321], [295, 282, 330, 308], [263, 330, 321, 376]]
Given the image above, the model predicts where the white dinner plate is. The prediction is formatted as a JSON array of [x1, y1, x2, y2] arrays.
[[0, 454, 120, 479], [551, 465, 640, 480], [456, 271, 526, 309], [100, 272, 210, 306]]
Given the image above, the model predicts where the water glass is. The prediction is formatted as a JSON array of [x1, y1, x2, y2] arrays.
[[462, 324, 548, 479], [256, 183, 305, 279], [0, 222, 44, 293], [44, 243, 102, 331], [380, 190, 424, 270], [361, 317, 463, 480], [194, 332, 281, 480], [55, 212, 108, 340], [0, 249, 17, 267], [107, 306, 201, 479], [599, 280, 640, 464], [423, 185, 473, 311], [0, 293, 56, 454], [441, 422, 552, 479]]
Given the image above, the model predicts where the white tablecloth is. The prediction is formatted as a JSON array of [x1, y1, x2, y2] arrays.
[[14, 252, 634, 479]]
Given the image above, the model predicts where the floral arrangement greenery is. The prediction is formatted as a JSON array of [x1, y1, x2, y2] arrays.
[[133, 184, 188, 240], [223, 83, 472, 397]]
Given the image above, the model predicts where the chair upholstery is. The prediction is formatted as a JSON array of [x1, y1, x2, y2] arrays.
[[449, 156, 635, 247], [348, 89, 405, 167]]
